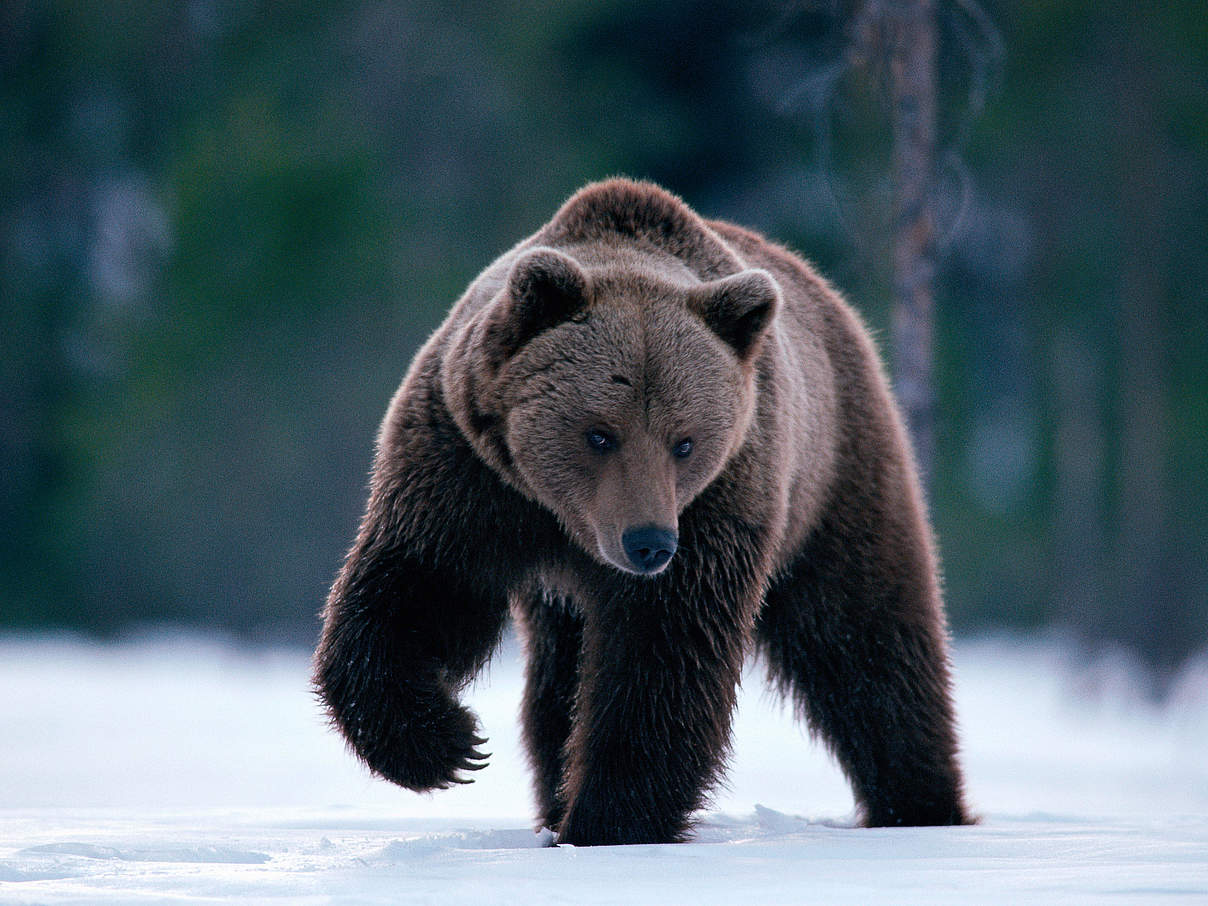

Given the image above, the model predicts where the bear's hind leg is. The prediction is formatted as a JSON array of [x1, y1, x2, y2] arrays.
[[756, 520, 970, 827], [515, 591, 583, 830]]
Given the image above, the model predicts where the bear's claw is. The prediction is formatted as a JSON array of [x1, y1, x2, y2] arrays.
[[443, 734, 491, 785]]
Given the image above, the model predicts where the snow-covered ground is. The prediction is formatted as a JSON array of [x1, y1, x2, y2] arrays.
[[2, 633, 1206, 903]]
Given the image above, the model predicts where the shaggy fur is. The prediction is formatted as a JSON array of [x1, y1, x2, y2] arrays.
[[313, 179, 970, 845]]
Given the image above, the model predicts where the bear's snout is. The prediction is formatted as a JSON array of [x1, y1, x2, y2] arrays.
[[621, 525, 678, 574]]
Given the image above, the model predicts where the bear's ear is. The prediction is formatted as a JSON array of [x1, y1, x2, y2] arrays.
[[482, 247, 590, 364], [687, 269, 780, 361]]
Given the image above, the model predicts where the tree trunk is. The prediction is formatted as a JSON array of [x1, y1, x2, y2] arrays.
[[1051, 328, 1108, 636], [1111, 35, 1177, 680], [885, 0, 939, 491]]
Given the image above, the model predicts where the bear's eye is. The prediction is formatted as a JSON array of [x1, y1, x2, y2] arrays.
[[673, 438, 694, 459], [586, 429, 617, 453]]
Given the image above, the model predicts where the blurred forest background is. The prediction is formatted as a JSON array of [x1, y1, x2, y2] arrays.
[[2, 0, 1205, 689]]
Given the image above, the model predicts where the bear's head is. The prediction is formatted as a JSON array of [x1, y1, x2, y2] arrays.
[[444, 246, 779, 576]]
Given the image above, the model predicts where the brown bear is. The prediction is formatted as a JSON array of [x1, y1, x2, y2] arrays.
[[314, 178, 970, 845]]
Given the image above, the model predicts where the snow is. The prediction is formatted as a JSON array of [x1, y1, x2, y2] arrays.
[[2, 633, 1206, 903]]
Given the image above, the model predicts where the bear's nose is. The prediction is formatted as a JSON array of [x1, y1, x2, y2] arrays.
[[621, 525, 678, 574]]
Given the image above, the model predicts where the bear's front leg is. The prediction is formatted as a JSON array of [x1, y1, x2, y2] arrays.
[[556, 563, 759, 846], [515, 591, 584, 830], [314, 412, 519, 792], [314, 548, 505, 791]]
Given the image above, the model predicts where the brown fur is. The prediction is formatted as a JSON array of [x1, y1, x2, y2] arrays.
[[313, 179, 971, 845]]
